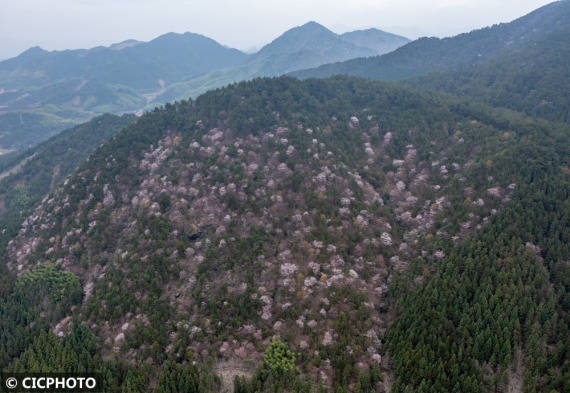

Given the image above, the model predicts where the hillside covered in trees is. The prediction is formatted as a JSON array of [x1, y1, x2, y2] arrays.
[[290, 1, 569, 86], [0, 114, 135, 257], [406, 29, 570, 122], [1, 76, 567, 392]]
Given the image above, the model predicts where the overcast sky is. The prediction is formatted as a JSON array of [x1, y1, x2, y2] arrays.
[[0, 0, 554, 60]]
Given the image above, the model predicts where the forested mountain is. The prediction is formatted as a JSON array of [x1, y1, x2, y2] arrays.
[[150, 22, 408, 104], [339, 29, 410, 56], [0, 2, 568, 392], [0, 114, 135, 257], [0, 33, 248, 151], [1, 76, 567, 393], [290, 1, 570, 82], [0, 33, 248, 92], [406, 29, 570, 122], [255, 22, 375, 60], [0, 23, 408, 152]]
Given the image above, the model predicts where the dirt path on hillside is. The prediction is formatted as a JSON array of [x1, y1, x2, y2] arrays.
[[214, 360, 256, 393]]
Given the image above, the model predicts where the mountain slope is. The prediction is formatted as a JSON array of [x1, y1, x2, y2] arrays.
[[0, 114, 135, 257], [0, 22, 410, 152], [290, 1, 570, 81], [0, 111, 78, 152], [0, 33, 249, 150], [0, 32, 248, 92], [340, 28, 410, 55], [2, 76, 568, 392], [152, 22, 408, 104], [256, 21, 376, 61], [406, 29, 570, 122]]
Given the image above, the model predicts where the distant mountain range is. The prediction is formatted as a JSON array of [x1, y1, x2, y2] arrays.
[[0, 33, 247, 92], [1, 1, 568, 152], [339, 28, 410, 55], [0, 23, 408, 151], [153, 23, 409, 103], [291, 0, 570, 81]]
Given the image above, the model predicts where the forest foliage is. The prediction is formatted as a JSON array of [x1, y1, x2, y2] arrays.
[[0, 75, 567, 393]]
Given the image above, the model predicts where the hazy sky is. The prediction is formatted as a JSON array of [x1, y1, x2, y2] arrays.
[[0, 0, 554, 60]]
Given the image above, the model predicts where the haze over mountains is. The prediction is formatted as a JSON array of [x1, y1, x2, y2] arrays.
[[0, 22, 408, 151], [290, 0, 570, 122], [153, 23, 409, 104], [291, 1, 570, 81], [5, 0, 567, 153], [0, 2, 568, 392], [3, 2, 568, 154]]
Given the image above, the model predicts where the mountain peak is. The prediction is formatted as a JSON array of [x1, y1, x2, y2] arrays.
[[257, 21, 342, 57], [19, 46, 48, 58], [298, 21, 328, 30], [291, 0, 570, 80], [109, 39, 142, 51], [339, 28, 410, 54], [289, 21, 334, 36]]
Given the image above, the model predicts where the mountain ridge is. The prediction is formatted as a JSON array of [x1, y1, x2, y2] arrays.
[[405, 29, 570, 122], [290, 0, 570, 81], [151, 21, 409, 105], [0, 113, 136, 256], [0, 22, 409, 151], [340, 28, 410, 55], [256, 21, 376, 59]]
